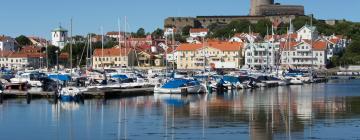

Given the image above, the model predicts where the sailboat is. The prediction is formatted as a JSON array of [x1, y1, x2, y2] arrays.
[[58, 19, 83, 101]]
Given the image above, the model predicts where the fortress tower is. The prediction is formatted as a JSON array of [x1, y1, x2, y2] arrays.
[[250, 0, 274, 16]]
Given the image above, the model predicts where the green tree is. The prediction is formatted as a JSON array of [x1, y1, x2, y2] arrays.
[[47, 45, 60, 66], [15, 35, 32, 46], [254, 19, 272, 36], [181, 25, 193, 36], [151, 28, 164, 39], [136, 28, 146, 38]]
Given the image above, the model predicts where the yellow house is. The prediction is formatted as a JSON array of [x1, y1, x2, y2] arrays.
[[176, 41, 243, 70], [92, 47, 136, 69]]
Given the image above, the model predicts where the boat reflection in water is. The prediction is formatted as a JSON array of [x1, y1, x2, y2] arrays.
[[0, 80, 360, 140]]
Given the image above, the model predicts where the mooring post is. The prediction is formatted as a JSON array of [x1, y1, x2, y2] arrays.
[[26, 92, 31, 104], [0, 92, 3, 104]]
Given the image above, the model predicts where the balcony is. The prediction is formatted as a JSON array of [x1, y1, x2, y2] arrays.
[[292, 55, 315, 59]]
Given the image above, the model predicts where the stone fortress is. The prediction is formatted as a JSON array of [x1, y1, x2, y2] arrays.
[[164, 0, 305, 31]]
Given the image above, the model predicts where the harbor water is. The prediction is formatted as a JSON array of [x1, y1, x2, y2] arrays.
[[1, 79, 360, 140]]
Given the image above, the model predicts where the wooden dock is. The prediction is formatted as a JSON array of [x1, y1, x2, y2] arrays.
[[0, 87, 154, 103]]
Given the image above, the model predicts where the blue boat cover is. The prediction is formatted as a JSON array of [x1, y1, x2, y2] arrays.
[[223, 76, 240, 83], [161, 79, 199, 89], [48, 74, 71, 81], [111, 74, 128, 80]]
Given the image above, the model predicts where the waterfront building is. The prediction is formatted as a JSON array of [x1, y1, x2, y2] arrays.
[[176, 41, 243, 70], [92, 47, 136, 69], [0, 35, 16, 51], [244, 42, 280, 69], [0, 48, 45, 70], [51, 26, 68, 49], [280, 40, 327, 69]]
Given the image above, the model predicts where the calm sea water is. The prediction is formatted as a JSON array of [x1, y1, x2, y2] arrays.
[[1, 80, 360, 140]]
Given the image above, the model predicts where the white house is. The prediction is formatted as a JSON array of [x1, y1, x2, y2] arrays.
[[281, 40, 327, 69], [51, 26, 68, 49], [230, 33, 261, 43], [296, 25, 318, 41], [0, 35, 16, 51], [244, 42, 280, 70], [189, 28, 208, 38]]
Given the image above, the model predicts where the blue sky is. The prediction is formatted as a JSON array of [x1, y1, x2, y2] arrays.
[[0, 0, 358, 38]]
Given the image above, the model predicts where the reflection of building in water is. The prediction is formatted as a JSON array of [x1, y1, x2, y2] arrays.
[[296, 90, 313, 120]]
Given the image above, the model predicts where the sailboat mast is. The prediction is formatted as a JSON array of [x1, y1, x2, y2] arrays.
[[124, 16, 127, 68], [118, 18, 122, 68], [172, 29, 175, 71], [70, 18, 73, 71], [86, 34, 89, 70], [101, 26, 104, 70]]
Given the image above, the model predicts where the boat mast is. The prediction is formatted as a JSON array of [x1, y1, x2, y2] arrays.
[[70, 18, 73, 73], [124, 16, 127, 69], [118, 18, 122, 69], [266, 25, 269, 74], [101, 26, 104, 70], [172, 28, 175, 72]]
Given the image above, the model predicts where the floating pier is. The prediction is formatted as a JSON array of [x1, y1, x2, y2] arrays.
[[0, 87, 154, 102]]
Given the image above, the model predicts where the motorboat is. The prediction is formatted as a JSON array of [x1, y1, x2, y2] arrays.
[[58, 86, 83, 101], [10, 72, 43, 87], [154, 78, 205, 94]]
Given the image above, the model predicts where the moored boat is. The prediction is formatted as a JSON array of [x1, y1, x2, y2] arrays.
[[154, 78, 205, 94]]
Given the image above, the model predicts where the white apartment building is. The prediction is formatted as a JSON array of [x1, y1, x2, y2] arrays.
[[244, 42, 280, 69], [281, 40, 327, 69]]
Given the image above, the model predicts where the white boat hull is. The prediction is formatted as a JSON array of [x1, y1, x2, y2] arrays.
[[154, 85, 204, 94]]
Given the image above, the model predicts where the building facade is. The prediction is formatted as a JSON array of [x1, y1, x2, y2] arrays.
[[0, 35, 16, 51], [0, 51, 45, 70], [280, 40, 327, 69], [244, 42, 280, 69], [92, 48, 136, 69], [176, 42, 243, 70]]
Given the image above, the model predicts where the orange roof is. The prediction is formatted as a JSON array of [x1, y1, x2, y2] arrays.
[[93, 48, 132, 57], [0, 51, 45, 58], [177, 42, 242, 51], [208, 42, 242, 51], [176, 44, 203, 51], [190, 28, 208, 33], [329, 38, 340, 44], [312, 41, 327, 51], [280, 42, 298, 51], [21, 46, 42, 52], [59, 53, 69, 59]]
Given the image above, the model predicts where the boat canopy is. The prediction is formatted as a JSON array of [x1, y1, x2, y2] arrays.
[[161, 79, 199, 89], [48, 74, 71, 81], [223, 76, 241, 84], [111, 74, 128, 80]]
